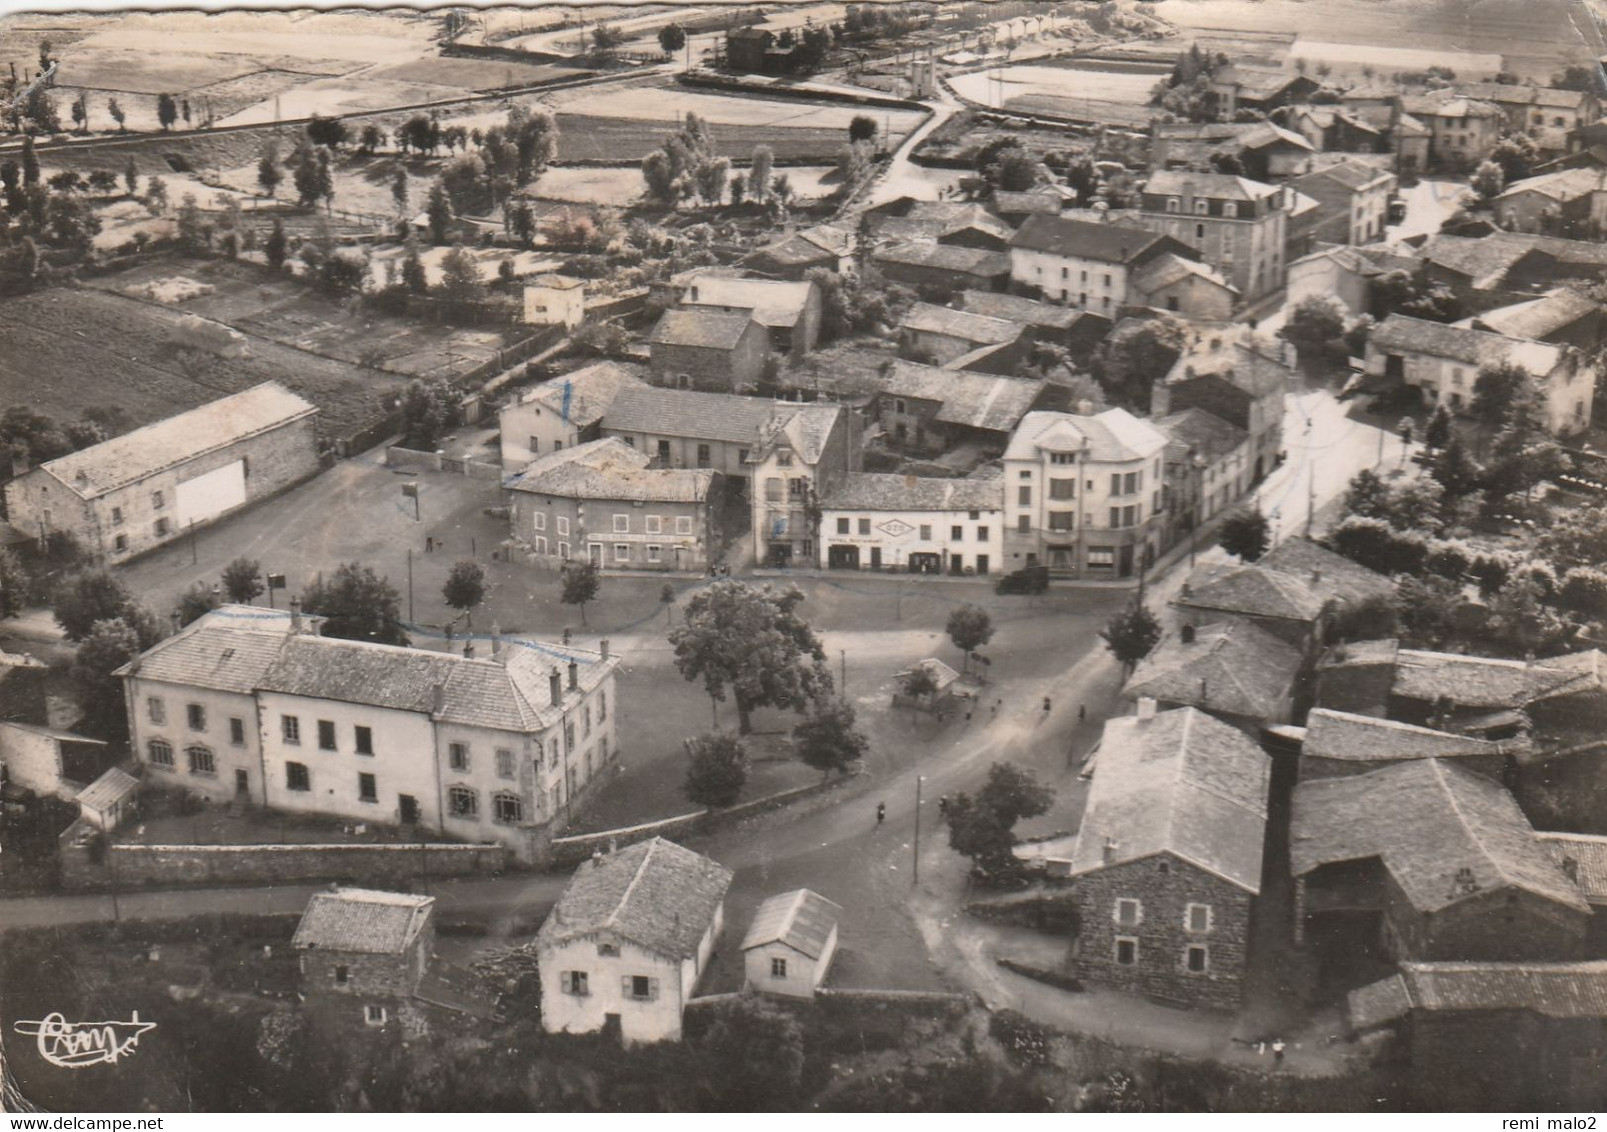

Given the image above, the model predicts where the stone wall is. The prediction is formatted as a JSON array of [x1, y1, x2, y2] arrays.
[[61, 841, 506, 891]]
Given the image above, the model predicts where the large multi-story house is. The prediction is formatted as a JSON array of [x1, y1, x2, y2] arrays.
[[1002, 407, 1169, 579], [118, 605, 621, 864], [1364, 314, 1596, 436], [1149, 120, 1316, 181], [1151, 329, 1288, 487], [1288, 159, 1397, 246], [506, 438, 721, 574], [1135, 171, 1294, 303], [818, 472, 1003, 575], [648, 309, 770, 393], [497, 361, 640, 472], [872, 361, 1048, 455], [1006, 214, 1198, 316], [1399, 94, 1504, 170], [3, 383, 319, 565], [1156, 405, 1252, 544], [750, 403, 860, 569], [1493, 167, 1607, 239], [677, 271, 823, 361], [1450, 82, 1598, 156], [1070, 703, 1272, 1011], [537, 837, 732, 1044]]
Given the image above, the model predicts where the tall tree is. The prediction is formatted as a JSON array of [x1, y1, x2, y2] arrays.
[[53, 568, 137, 642], [670, 579, 831, 734], [848, 114, 877, 144], [791, 698, 868, 780], [306, 114, 347, 150], [70, 618, 141, 740], [1469, 359, 1531, 426], [683, 731, 748, 808], [1219, 506, 1271, 561], [400, 242, 428, 294], [0, 548, 30, 619], [21, 136, 39, 186], [658, 22, 687, 55], [945, 762, 1054, 878], [300, 562, 408, 645], [747, 144, 773, 203], [560, 559, 601, 626], [442, 559, 486, 630], [156, 92, 178, 131], [264, 217, 288, 269], [221, 557, 265, 604], [391, 167, 409, 213], [436, 243, 484, 304], [123, 155, 138, 195], [257, 142, 282, 197], [426, 181, 453, 245], [1099, 601, 1162, 673], [945, 604, 994, 673]]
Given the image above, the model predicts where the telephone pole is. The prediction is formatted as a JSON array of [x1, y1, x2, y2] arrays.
[[913, 775, 923, 886]]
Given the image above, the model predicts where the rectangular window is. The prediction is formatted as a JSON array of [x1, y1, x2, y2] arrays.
[[697, 444, 711, 468], [837, 517, 850, 534], [286, 762, 310, 791], [858, 518, 871, 535], [1049, 478, 1075, 500], [627, 975, 656, 1000], [1116, 938, 1138, 966], [533, 511, 546, 531], [739, 449, 750, 464], [771, 957, 788, 979], [647, 544, 662, 563], [583, 704, 592, 737], [1116, 898, 1141, 927], [111, 506, 123, 526], [496, 748, 515, 779], [1048, 511, 1074, 531], [151, 490, 165, 510], [1018, 486, 1031, 506], [613, 514, 629, 533], [115, 534, 128, 552], [557, 516, 570, 536], [598, 690, 608, 723], [358, 772, 377, 803], [1017, 515, 1031, 533], [281, 716, 300, 744], [562, 971, 589, 996], [365, 1004, 387, 1025], [676, 516, 693, 535], [1111, 473, 1122, 495], [1186, 903, 1213, 933], [1186, 945, 1209, 973], [529, 436, 540, 455], [154, 517, 170, 538], [646, 515, 663, 535], [1124, 505, 1137, 527], [976, 526, 989, 541], [534, 536, 548, 555], [765, 477, 783, 502], [317, 720, 337, 751], [449, 742, 469, 771], [186, 703, 206, 731], [335, 965, 349, 984], [1110, 507, 1121, 528], [494, 792, 523, 823], [558, 541, 570, 559], [919, 524, 932, 540], [229, 717, 246, 746], [186, 746, 214, 775], [148, 739, 174, 767], [355, 726, 373, 756], [614, 543, 629, 562], [147, 697, 166, 724]]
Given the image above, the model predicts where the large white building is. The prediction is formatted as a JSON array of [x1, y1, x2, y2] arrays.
[[118, 605, 621, 864], [1003, 408, 1170, 579], [818, 472, 1003, 576], [537, 837, 732, 1044]]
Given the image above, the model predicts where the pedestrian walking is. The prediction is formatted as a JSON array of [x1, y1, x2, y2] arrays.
[[425, 535, 435, 553], [1042, 696, 1052, 715], [1272, 1039, 1285, 1067], [937, 795, 949, 815], [1078, 704, 1087, 723], [876, 801, 886, 825]]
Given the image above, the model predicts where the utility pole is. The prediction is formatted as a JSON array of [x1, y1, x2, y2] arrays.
[[840, 649, 847, 692], [913, 775, 923, 886], [406, 548, 415, 623], [189, 519, 198, 565], [1306, 463, 1316, 539]]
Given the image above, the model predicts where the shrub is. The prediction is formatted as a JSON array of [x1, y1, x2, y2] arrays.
[[1423, 541, 1471, 581], [1559, 568, 1607, 619], [1328, 517, 1428, 576]]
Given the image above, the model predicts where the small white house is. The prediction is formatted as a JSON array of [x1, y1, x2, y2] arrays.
[[740, 888, 842, 999], [74, 766, 139, 832], [536, 837, 732, 1044], [524, 274, 586, 329]]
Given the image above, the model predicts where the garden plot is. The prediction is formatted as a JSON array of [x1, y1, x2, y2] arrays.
[[361, 55, 585, 92], [51, 48, 264, 95], [70, 10, 438, 67], [948, 62, 1163, 111], [549, 84, 926, 137]]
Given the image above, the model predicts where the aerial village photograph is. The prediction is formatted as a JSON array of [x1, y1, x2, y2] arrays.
[[3, 0, 1607, 1116]]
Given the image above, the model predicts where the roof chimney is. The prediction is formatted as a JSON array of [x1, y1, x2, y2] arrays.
[[431, 684, 445, 716], [1077, 399, 1094, 416], [169, 611, 182, 634], [600, 638, 609, 660], [491, 623, 502, 662], [1103, 837, 1119, 865], [568, 660, 579, 692], [1136, 696, 1158, 721], [549, 669, 562, 707], [463, 638, 475, 659], [289, 598, 302, 634], [1181, 623, 1196, 644]]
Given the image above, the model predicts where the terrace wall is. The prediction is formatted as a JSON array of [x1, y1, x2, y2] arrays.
[[59, 840, 506, 891]]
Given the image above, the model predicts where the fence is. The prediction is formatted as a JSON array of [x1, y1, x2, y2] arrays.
[[60, 840, 507, 892], [386, 446, 504, 481]]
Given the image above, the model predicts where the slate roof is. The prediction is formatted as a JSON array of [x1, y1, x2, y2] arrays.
[[900, 302, 1025, 346], [1391, 648, 1582, 709], [292, 888, 434, 954], [1495, 166, 1607, 204], [1300, 708, 1508, 764], [1370, 315, 1564, 374], [740, 888, 842, 959], [1156, 407, 1249, 464], [1473, 289, 1600, 341], [1401, 94, 1504, 120], [1350, 961, 1607, 1030], [1538, 832, 1607, 905], [122, 606, 614, 734], [1071, 707, 1271, 892], [1293, 159, 1394, 193], [604, 382, 778, 445], [509, 362, 642, 430], [538, 837, 733, 961], [1176, 539, 1393, 625], [819, 472, 1002, 513], [754, 403, 845, 466], [1142, 169, 1284, 203], [1289, 759, 1589, 914], [37, 383, 316, 500], [74, 766, 137, 813], [1122, 619, 1301, 721], [991, 190, 1063, 216], [649, 308, 756, 350], [957, 289, 1082, 330], [1166, 340, 1289, 398], [681, 273, 816, 329], [872, 241, 1011, 277], [1257, 538, 1398, 607], [879, 361, 1045, 434], [1420, 233, 1537, 287], [507, 438, 714, 504], [1005, 408, 1169, 464], [1132, 253, 1238, 297], [1009, 214, 1168, 263], [1456, 82, 1592, 111], [746, 232, 836, 269]]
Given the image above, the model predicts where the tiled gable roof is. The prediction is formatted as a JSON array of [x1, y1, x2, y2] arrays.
[[1538, 832, 1607, 905], [740, 888, 842, 959], [507, 437, 715, 504], [538, 837, 733, 960], [957, 289, 1083, 330], [1122, 619, 1301, 721], [871, 241, 1011, 276], [604, 382, 778, 445], [38, 383, 315, 499], [1391, 648, 1581, 709], [1352, 961, 1607, 1029], [1371, 315, 1564, 374], [1473, 289, 1601, 340], [649, 309, 756, 350], [681, 273, 816, 329], [899, 302, 1024, 346], [1004, 408, 1168, 464], [1177, 561, 1326, 622], [1142, 169, 1283, 203], [292, 888, 434, 954], [1071, 707, 1271, 892], [879, 361, 1045, 434], [1166, 341, 1289, 398], [510, 362, 642, 430], [1290, 759, 1589, 914], [1132, 253, 1237, 297], [745, 233, 836, 268], [753, 403, 845, 466], [1009, 214, 1166, 263], [819, 472, 1002, 513], [1258, 538, 1397, 606], [118, 612, 294, 693], [1156, 407, 1249, 464], [1301, 708, 1507, 763]]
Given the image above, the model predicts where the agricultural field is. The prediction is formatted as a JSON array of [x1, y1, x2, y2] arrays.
[[84, 257, 518, 384], [948, 61, 1166, 125], [361, 55, 587, 92], [545, 82, 926, 136], [0, 284, 410, 441]]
